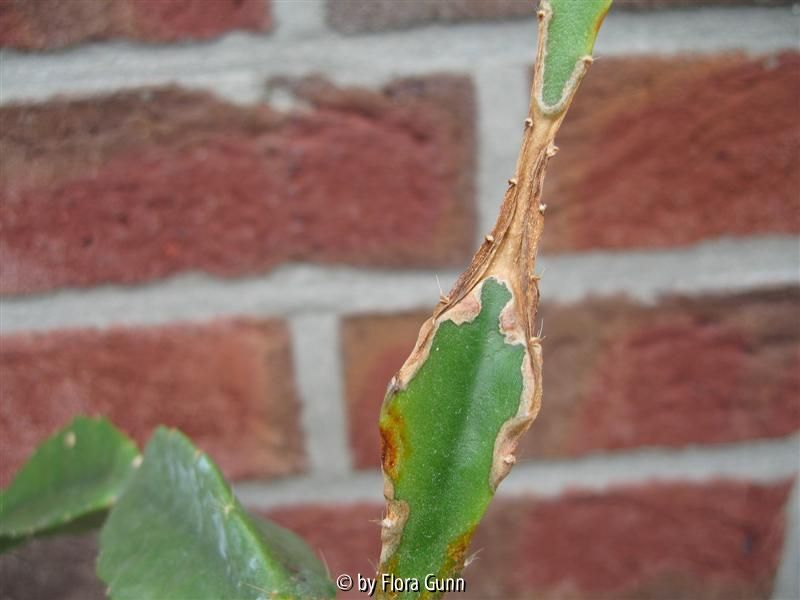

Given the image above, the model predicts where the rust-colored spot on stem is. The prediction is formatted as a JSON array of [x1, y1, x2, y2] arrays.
[[380, 402, 406, 481], [438, 526, 476, 581]]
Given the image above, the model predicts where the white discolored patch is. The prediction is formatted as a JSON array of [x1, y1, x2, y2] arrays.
[[379, 498, 410, 567], [490, 338, 542, 491]]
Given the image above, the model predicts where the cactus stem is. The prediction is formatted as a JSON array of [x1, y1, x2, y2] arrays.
[[535, 0, 609, 114], [376, 0, 610, 591], [242, 582, 272, 596]]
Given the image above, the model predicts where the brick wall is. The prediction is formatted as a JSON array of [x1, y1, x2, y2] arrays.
[[1, 1, 798, 599]]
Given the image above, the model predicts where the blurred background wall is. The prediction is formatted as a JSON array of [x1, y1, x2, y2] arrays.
[[1, 0, 798, 598]]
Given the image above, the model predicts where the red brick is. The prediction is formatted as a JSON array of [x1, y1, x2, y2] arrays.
[[326, 0, 533, 34], [0, 319, 305, 486], [0, 77, 475, 295], [0, 0, 270, 50], [543, 52, 800, 252], [264, 479, 793, 599], [617, 0, 792, 5], [342, 288, 800, 468], [267, 502, 383, 598], [342, 311, 427, 470], [326, 0, 791, 34], [474, 480, 794, 599], [526, 287, 800, 458], [1, 480, 790, 599]]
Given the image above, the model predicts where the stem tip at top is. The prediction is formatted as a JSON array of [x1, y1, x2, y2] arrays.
[[536, 0, 612, 116]]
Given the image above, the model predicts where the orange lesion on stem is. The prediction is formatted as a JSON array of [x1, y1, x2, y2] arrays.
[[439, 527, 475, 578], [376, 1, 604, 591], [379, 402, 406, 482]]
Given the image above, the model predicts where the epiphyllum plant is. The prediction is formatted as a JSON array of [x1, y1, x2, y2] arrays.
[[0, 2, 611, 598], [377, 1, 611, 592]]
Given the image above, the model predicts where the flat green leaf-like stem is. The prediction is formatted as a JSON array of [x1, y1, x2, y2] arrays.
[[98, 427, 335, 600], [377, 1, 612, 596], [380, 279, 526, 596], [0, 416, 139, 551], [538, 0, 612, 112]]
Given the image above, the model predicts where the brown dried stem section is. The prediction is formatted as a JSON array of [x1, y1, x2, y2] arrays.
[[437, 3, 595, 365], [379, 2, 598, 497], [432, 3, 596, 492], [377, 3, 600, 589]]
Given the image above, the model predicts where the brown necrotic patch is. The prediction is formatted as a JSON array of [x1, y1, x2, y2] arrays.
[[438, 526, 476, 582], [379, 402, 406, 481]]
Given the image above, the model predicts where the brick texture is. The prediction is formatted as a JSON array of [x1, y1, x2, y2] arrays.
[[619, 0, 791, 4], [326, 0, 792, 34], [343, 287, 800, 469], [267, 502, 383, 598], [266, 479, 792, 599], [0, 0, 270, 50], [326, 0, 534, 34], [1, 481, 790, 599], [543, 52, 800, 252], [0, 77, 475, 296], [528, 287, 800, 459], [342, 311, 427, 469], [0, 319, 305, 486]]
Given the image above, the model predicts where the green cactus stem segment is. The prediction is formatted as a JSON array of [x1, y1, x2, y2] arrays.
[[379, 279, 527, 596], [0, 416, 138, 551], [377, 0, 610, 597], [538, 0, 612, 113], [98, 428, 335, 600]]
